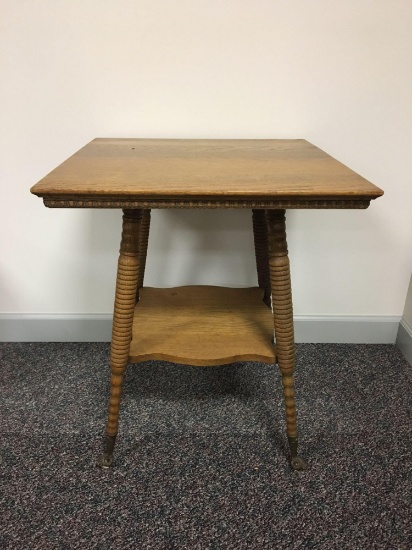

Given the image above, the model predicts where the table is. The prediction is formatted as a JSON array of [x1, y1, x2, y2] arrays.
[[31, 138, 383, 470]]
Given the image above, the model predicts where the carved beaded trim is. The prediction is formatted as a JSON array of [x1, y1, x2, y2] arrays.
[[43, 198, 371, 209]]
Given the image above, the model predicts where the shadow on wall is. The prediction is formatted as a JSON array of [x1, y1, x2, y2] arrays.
[[144, 209, 259, 287], [80, 209, 121, 312], [53, 206, 390, 315], [401, 274, 412, 327], [80, 208, 260, 311]]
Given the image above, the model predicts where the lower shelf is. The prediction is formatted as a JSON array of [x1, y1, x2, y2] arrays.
[[128, 286, 276, 366]]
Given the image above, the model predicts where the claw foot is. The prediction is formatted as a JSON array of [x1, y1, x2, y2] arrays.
[[96, 453, 113, 469], [290, 456, 308, 471]]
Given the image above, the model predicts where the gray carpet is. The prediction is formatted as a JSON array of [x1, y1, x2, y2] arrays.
[[1, 343, 411, 549]]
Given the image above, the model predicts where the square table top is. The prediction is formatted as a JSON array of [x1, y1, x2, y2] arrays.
[[31, 138, 383, 209]]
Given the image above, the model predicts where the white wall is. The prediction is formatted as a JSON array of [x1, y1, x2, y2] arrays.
[[1, 0, 412, 317]]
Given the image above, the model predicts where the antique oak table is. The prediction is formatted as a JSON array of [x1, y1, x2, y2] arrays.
[[31, 138, 383, 470]]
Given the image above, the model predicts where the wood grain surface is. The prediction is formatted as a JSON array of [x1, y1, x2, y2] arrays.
[[31, 139, 383, 205], [129, 286, 276, 366]]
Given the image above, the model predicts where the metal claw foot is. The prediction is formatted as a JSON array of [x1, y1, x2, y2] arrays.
[[96, 434, 116, 468], [96, 453, 113, 469], [290, 456, 308, 471], [288, 435, 307, 471]]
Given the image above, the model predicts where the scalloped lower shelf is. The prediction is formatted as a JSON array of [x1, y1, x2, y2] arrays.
[[128, 286, 276, 366]]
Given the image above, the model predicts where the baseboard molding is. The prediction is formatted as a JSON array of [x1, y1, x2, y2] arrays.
[[294, 315, 400, 344], [0, 314, 113, 342], [396, 319, 412, 366], [0, 314, 400, 344]]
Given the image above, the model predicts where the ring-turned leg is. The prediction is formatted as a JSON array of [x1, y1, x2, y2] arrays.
[[136, 209, 151, 293], [267, 209, 307, 471], [96, 209, 143, 468], [252, 209, 271, 307]]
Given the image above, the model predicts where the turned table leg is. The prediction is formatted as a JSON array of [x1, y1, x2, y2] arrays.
[[96, 209, 143, 468], [136, 209, 151, 292], [252, 209, 271, 307], [267, 209, 307, 471]]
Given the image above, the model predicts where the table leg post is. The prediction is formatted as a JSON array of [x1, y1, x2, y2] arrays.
[[137, 209, 151, 293], [267, 209, 307, 471], [96, 209, 143, 468], [252, 209, 271, 307]]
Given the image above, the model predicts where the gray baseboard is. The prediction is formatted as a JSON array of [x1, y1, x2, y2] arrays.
[[0, 314, 400, 344], [294, 315, 400, 344], [0, 314, 112, 342], [396, 319, 412, 366]]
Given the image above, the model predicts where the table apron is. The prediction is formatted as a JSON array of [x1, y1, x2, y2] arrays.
[[42, 197, 372, 209]]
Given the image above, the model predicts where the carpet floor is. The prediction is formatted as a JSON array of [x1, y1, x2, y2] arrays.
[[0, 343, 411, 549]]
